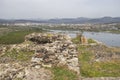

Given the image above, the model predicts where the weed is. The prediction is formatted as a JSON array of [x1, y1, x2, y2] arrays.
[[3, 49, 34, 62], [0, 29, 43, 44], [51, 67, 78, 80]]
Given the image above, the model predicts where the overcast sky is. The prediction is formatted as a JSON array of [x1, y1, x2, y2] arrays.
[[0, 0, 120, 19]]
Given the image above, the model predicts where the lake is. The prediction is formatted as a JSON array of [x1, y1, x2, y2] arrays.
[[50, 30, 120, 47]]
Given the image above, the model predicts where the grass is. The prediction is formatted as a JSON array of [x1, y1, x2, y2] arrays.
[[78, 45, 120, 77], [88, 38, 96, 44], [51, 67, 78, 80], [72, 36, 97, 44], [0, 28, 44, 44], [72, 35, 81, 44], [72, 36, 120, 77], [14, 78, 23, 80], [2, 48, 34, 62], [105, 30, 120, 34], [80, 60, 120, 77]]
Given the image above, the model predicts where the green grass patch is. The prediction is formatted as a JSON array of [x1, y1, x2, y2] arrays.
[[3, 49, 34, 62], [72, 36, 97, 44], [78, 45, 120, 77], [51, 67, 78, 80], [72, 37, 80, 44], [80, 61, 120, 77], [88, 38, 96, 44], [0, 28, 43, 44]]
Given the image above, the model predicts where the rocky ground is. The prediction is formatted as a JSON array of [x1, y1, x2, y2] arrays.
[[0, 32, 120, 80], [77, 44, 120, 79], [0, 33, 79, 80], [87, 45, 120, 62], [0, 63, 52, 80]]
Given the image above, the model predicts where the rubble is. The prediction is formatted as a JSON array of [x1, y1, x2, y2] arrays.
[[0, 63, 52, 80], [26, 33, 80, 74], [0, 33, 80, 80]]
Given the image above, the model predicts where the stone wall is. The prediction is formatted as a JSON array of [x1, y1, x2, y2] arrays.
[[25, 33, 80, 74], [0, 33, 80, 80]]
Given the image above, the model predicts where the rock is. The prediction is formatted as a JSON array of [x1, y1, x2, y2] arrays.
[[16, 71, 25, 79], [0, 63, 53, 80], [0, 63, 24, 80], [34, 65, 41, 69], [42, 64, 52, 68], [67, 58, 80, 74], [26, 33, 80, 73], [67, 58, 79, 66], [0, 33, 80, 80], [24, 67, 52, 80], [57, 55, 67, 66], [68, 44, 75, 49], [31, 57, 42, 63], [81, 36, 88, 44]]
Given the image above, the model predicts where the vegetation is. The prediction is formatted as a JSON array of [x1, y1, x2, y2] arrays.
[[88, 38, 96, 43], [51, 67, 78, 80], [72, 36, 81, 44], [2, 48, 34, 62], [78, 46, 120, 77], [0, 27, 44, 44], [72, 35, 97, 44], [107, 30, 120, 34], [72, 37, 120, 77], [0, 24, 120, 78]]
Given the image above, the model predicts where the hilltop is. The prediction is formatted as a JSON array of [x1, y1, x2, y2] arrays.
[[1, 17, 120, 24], [0, 32, 120, 80], [0, 33, 79, 80]]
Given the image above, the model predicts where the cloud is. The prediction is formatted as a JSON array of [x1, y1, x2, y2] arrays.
[[0, 0, 120, 19]]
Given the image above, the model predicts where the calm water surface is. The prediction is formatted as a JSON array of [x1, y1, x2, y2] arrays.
[[50, 30, 120, 47]]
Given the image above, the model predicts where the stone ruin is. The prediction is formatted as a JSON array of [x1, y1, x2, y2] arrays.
[[76, 33, 88, 44], [0, 33, 80, 80], [25, 33, 80, 74]]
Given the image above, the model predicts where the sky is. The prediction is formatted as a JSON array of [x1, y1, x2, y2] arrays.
[[0, 0, 120, 19]]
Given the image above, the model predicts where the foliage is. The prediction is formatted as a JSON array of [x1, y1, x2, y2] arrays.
[[51, 67, 78, 80], [0, 28, 43, 44], [88, 38, 96, 43], [78, 45, 120, 77], [72, 35, 82, 44], [72, 35, 97, 44], [3, 49, 34, 62]]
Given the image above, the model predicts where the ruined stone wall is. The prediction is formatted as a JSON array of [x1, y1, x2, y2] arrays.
[[0, 33, 80, 80], [25, 33, 80, 74]]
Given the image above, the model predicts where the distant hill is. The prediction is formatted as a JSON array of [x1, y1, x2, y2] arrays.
[[0, 17, 120, 24]]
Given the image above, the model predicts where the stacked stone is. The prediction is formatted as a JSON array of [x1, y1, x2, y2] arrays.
[[25, 33, 80, 74], [0, 63, 52, 80]]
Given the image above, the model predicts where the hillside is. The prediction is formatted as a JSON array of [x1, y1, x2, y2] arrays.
[[1, 17, 120, 24], [0, 32, 120, 80]]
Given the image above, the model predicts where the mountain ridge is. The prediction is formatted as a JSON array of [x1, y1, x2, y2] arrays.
[[0, 17, 120, 24]]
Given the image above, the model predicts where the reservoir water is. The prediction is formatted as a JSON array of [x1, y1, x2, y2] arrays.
[[50, 30, 120, 47]]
